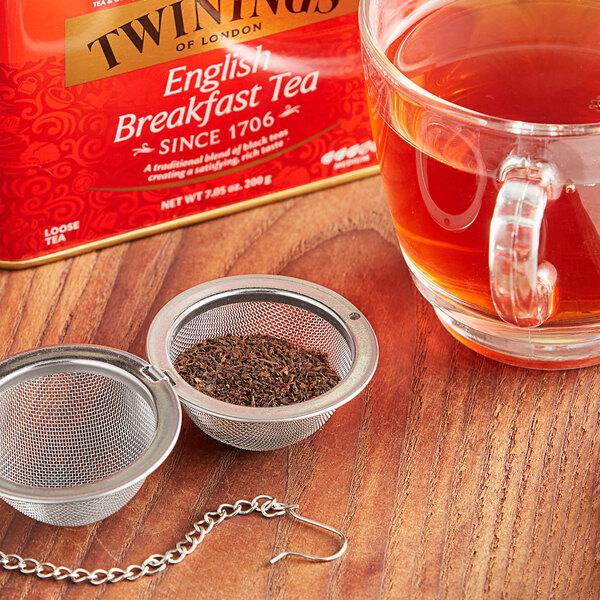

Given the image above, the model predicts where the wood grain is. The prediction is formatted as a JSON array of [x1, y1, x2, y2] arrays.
[[1, 176, 600, 599]]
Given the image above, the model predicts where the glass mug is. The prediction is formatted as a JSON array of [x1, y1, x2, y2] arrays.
[[359, 0, 600, 368]]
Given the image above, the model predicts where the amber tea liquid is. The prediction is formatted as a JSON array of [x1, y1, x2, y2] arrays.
[[369, 0, 600, 325]]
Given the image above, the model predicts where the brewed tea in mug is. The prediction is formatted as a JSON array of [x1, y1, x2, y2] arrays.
[[360, 0, 600, 368]]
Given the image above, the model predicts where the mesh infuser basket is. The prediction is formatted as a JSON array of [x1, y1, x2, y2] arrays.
[[0, 346, 181, 527], [147, 275, 378, 451]]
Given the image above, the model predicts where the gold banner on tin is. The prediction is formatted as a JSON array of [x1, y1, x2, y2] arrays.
[[65, 0, 356, 87]]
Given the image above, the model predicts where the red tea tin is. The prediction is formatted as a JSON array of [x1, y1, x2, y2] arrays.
[[0, 0, 377, 267]]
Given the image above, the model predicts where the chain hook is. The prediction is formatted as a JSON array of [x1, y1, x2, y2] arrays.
[[269, 506, 348, 564], [1, 495, 348, 583]]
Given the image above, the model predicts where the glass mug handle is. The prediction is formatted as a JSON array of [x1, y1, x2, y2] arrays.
[[489, 158, 561, 328]]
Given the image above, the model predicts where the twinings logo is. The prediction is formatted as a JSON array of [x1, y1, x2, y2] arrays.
[[65, 0, 355, 86]]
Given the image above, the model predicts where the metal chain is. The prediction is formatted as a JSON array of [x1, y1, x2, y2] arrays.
[[0, 495, 301, 585]]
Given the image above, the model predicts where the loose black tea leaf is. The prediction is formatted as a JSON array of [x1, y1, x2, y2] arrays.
[[174, 334, 341, 407]]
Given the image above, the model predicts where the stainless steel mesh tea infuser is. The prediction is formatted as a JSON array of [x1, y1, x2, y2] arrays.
[[146, 274, 379, 451], [0, 345, 181, 527], [0, 275, 377, 584]]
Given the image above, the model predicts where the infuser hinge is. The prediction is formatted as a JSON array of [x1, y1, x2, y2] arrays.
[[141, 364, 176, 385]]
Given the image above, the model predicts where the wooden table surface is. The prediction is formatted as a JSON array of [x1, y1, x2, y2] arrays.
[[1, 175, 599, 600]]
